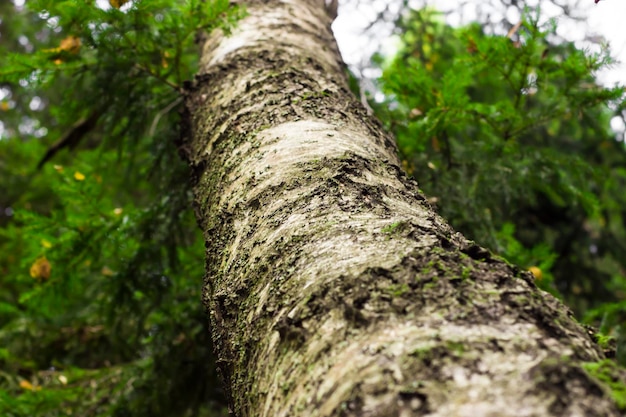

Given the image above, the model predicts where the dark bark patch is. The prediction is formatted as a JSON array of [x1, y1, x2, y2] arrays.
[[276, 316, 307, 347], [530, 359, 615, 416], [398, 391, 430, 414]]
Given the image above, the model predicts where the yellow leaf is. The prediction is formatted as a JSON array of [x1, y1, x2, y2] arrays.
[[19, 380, 33, 390], [43, 35, 81, 63], [19, 380, 32, 390], [41, 239, 52, 248], [528, 266, 543, 280], [101, 266, 115, 276], [401, 159, 413, 176], [19, 380, 41, 391], [113, 208, 123, 215], [0, 101, 9, 111], [74, 171, 85, 181], [409, 108, 423, 118], [30, 257, 51, 281], [109, 0, 130, 9], [161, 51, 170, 68], [59, 36, 81, 54]]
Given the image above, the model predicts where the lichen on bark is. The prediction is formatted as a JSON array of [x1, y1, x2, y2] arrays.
[[179, 0, 623, 415]]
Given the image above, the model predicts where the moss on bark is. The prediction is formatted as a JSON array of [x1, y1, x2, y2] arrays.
[[179, 1, 624, 415]]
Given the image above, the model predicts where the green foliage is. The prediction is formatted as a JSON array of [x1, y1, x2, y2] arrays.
[[1, 139, 227, 417], [583, 360, 626, 410], [495, 222, 558, 295], [372, 8, 626, 324], [0, 1, 241, 415]]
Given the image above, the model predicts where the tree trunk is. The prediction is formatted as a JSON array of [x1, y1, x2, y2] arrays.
[[179, 1, 621, 415]]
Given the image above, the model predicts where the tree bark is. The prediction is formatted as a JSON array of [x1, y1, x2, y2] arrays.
[[179, 1, 621, 415]]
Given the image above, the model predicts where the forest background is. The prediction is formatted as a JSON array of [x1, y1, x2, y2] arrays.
[[1, 0, 625, 415]]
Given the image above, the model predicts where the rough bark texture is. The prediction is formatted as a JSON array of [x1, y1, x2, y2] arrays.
[[179, 0, 622, 415]]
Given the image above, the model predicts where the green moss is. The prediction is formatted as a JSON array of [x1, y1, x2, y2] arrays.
[[446, 341, 465, 354], [388, 283, 410, 297], [293, 91, 331, 103], [410, 346, 434, 360], [429, 246, 447, 256], [460, 266, 472, 280], [595, 334, 617, 351], [583, 360, 626, 410], [280, 380, 292, 393], [423, 282, 437, 290], [381, 221, 407, 234], [434, 260, 448, 272]]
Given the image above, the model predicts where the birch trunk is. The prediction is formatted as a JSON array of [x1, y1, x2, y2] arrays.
[[179, 1, 621, 415]]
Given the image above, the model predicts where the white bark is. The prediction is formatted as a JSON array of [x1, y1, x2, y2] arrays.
[[178, 1, 622, 416]]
